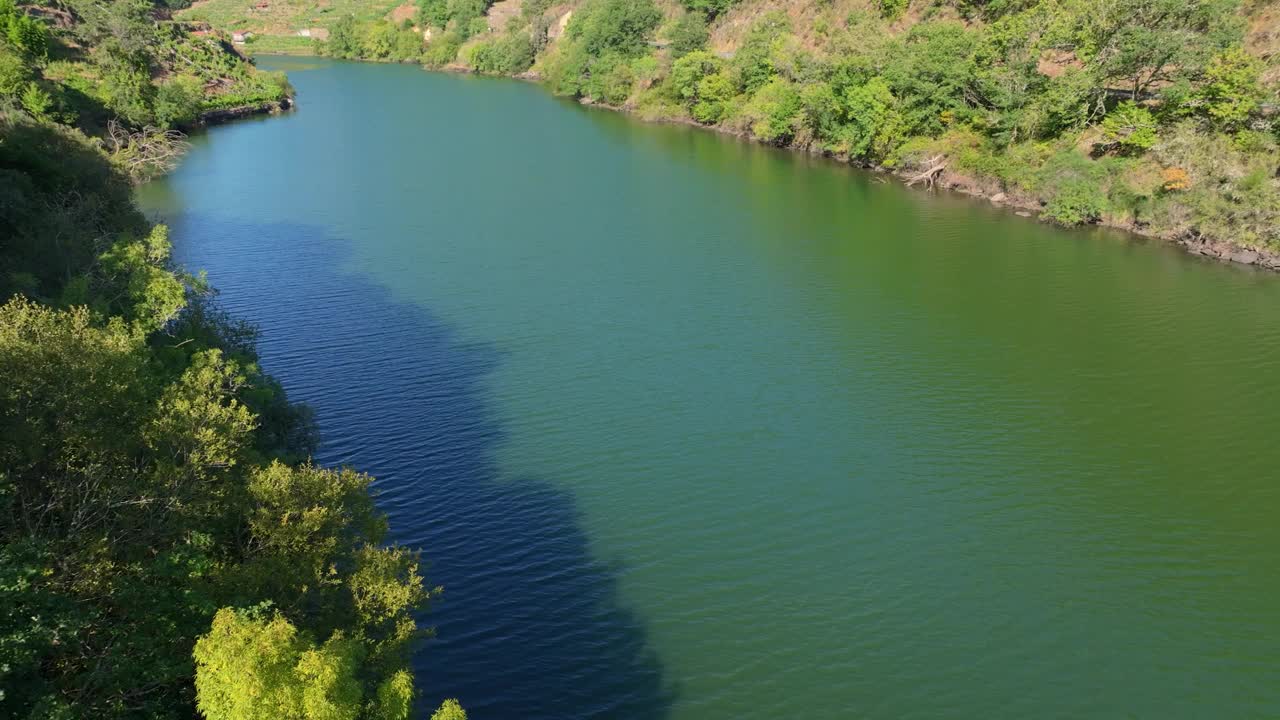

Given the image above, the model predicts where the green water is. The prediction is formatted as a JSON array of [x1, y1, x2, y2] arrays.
[[140, 56, 1280, 718]]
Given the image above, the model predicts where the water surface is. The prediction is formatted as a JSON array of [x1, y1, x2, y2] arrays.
[[140, 56, 1280, 719]]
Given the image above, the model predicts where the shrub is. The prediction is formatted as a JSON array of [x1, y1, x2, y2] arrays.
[[668, 12, 708, 58], [744, 78, 802, 144], [1197, 47, 1266, 131], [1044, 179, 1108, 225], [880, 0, 908, 19], [1100, 101, 1158, 155], [423, 32, 463, 67], [693, 72, 734, 123], [154, 75, 204, 128]]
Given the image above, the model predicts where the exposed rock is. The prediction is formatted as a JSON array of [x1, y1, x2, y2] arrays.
[[1232, 250, 1260, 265], [548, 10, 572, 40], [990, 192, 1007, 204]]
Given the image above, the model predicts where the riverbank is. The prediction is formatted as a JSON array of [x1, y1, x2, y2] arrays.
[[254, 36, 1280, 273], [460, 62, 1280, 272], [195, 97, 294, 126]]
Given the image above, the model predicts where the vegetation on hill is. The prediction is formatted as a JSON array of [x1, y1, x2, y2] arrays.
[[0, 0, 291, 181], [0, 3, 461, 719], [233, 0, 1280, 258]]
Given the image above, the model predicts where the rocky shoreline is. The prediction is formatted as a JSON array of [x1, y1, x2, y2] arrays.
[[195, 97, 294, 127]]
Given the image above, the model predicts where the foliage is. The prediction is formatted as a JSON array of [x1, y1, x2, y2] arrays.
[[881, 21, 978, 136], [424, 32, 464, 67], [1101, 101, 1158, 155], [681, 0, 737, 19], [742, 77, 801, 144], [1196, 47, 1267, 131], [667, 12, 708, 58], [880, 0, 908, 20], [567, 0, 661, 60], [0, 61, 435, 720], [465, 32, 535, 75], [732, 12, 789, 95]]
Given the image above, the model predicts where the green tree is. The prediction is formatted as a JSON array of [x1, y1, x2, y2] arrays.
[[882, 21, 978, 136], [744, 77, 802, 144], [1196, 46, 1266, 131], [1100, 101, 1158, 154], [568, 0, 661, 59], [841, 77, 906, 161], [668, 12, 708, 58]]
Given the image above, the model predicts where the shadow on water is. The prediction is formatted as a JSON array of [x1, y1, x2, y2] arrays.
[[161, 213, 676, 720]]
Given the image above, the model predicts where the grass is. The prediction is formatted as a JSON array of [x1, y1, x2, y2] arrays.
[[245, 34, 318, 55], [177, 0, 404, 35]]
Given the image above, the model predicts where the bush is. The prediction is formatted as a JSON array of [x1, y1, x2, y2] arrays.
[[465, 33, 535, 75], [568, 0, 662, 59], [1044, 179, 1108, 225], [1100, 101, 1158, 155], [423, 31, 463, 67], [1197, 47, 1266, 131], [743, 78, 802, 144], [668, 12, 708, 58], [154, 75, 204, 128], [880, 0, 908, 19]]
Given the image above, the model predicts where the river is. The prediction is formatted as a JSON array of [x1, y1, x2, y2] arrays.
[[138, 56, 1280, 718]]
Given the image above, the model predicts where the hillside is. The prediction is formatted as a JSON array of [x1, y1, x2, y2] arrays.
[[202, 0, 1280, 264], [0, 3, 455, 719], [0, 0, 293, 182]]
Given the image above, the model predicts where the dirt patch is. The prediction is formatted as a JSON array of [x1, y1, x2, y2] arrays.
[[486, 0, 522, 32], [1245, 1, 1280, 87], [387, 2, 416, 24]]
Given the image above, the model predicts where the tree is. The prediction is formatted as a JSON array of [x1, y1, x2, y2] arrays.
[[568, 0, 661, 59], [327, 15, 361, 58], [193, 608, 368, 720], [1100, 101, 1157, 154], [668, 12, 708, 58], [732, 12, 788, 94], [1196, 46, 1265, 131], [1046, 0, 1242, 100], [882, 21, 979, 136], [841, 77, 906, 161]]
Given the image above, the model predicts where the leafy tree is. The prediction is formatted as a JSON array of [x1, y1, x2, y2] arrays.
[[681, 0, 736, 19], [668, 12, 708, 58], [1100, 101, 1157, 154], [154, 75, 205, 127], [18, 81, 50, 119], [417, 0, 450, 29], [327, 15, 361, 58], [193, 608, 368, 720], [1196, 46, 1266, 131], [732, 12, 788, 94], [882, 21, 978, 136], [744, 77, 802, 144], [568, 0, 661, 60], [671, 50, 733, 123], [841, 77, 906, 161], [1045, 0, 1243, 99], [6, 11, 49, 59], [431, 699, 469, 720], [880, 0, 908, 20]]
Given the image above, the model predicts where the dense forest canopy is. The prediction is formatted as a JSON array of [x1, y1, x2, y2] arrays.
[[0, 3, 461, 718]]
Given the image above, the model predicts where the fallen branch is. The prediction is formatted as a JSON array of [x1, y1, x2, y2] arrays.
[[906, 154, 947, 188]]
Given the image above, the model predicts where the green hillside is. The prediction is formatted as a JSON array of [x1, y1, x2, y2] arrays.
[[245, 0, 1280, 261]]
